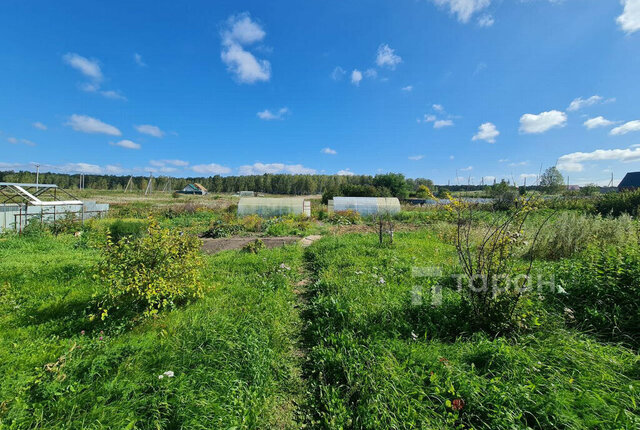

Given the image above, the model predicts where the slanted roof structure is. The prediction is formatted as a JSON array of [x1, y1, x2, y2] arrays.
[[238, 197, 311, 217], [618, 172, 640, 191], [328, 197, 401, 215], [179, 183, 208, 194], [0, 183, 82, 206]]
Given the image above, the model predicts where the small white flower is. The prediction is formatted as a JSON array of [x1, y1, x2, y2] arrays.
[[164, 370, 175, 378], [379, 277, 385, 284], [279, 263, 291, 271], [355, 270, 363, 275], [411, 331, 418, 341], [158, 374, 164, 380]]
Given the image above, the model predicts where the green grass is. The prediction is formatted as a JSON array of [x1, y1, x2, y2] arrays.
[[303, 232, 640, 429], [0, 234, 307, 428]]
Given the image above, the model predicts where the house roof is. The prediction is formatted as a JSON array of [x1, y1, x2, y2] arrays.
[[618, 172, 640, 188], [193, 183, 208, 192]]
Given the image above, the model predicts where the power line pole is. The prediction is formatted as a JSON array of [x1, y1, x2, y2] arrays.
[[124, 176, 133, 193], [34, 163, 40, 191], [145, 173, 153, 196]]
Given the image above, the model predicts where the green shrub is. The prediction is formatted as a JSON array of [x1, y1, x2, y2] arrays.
[[264, 216, 310, 236], [97, 221, 204, 317], [553, 246, 640, 347], [201, 220, 245, 238], [594, 189, 640, 217], [107, 219, 148, 242], [242, 239, 266, 253], [327, 210, 361, 225]]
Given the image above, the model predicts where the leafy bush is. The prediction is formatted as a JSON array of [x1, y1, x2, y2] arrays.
[[264, 216, 311, 236], [594, 189, 640, 217], [97, 221, 204, 317], [531, 212, 638, 260], [553, 246, 640, 347], [242, 239, 266, 253], [201, 219, 245, 238], [239, 214, 263, 232], [327, 210, 361, 225], [107, 219, 148, 242]]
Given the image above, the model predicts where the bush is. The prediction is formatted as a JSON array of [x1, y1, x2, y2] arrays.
[[553, 246, 640, 347], [264, 216, 310, 236], [327, 210, 361, 225], [97, 221, 204, 317], [201, 220, 245, 238], [594, 189, 640, 217], [531, 212, 638, 260], [242, 239, 266, 253], [107, 219, 148, 242]]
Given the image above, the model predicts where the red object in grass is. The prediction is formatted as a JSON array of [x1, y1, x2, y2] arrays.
[[452, 398, 465, 411]]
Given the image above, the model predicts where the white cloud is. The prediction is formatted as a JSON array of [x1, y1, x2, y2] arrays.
[[375, 44, 402, 69], [460, 166, 473, 171], [432, 0, 491, 23], [135, 124, 165, 137], [610, 120, 640, 135], [520, 173, 538, 181], [257, 107, 290, 120], [351, 69, 363, 86], [434, 119, 454, 128], [617, 0, 640, 34], [150, 159, 189, 167], [63, 53, 102, 81], [477, 14, 494, 27], [433, 104, 444, 112], [133, 53, 147, 67], [32, 122, 47, 130], [7, 137, 36, 146], [337, 168, 356, 176], [401, 85, 413, 92], [322, 147, 337, 155], [472, 122, 499, 143], [221, 13, 271, 84], [519, 110, 567, 134], [66, 114, 121, 136], [509, 161, 528, 167], [483, 176, 496, 183], [408, 155, 424, 160], [364, 68, 378, 79], [100, 90, 127, 101], [557, 147, 640, 172], [110, 139, 141, 150], [192, 163, 232, 175], [584, 116, 615, 129], [567, 95, 603, 111], [331, 66, 346, 81], [238, 162, 316, 175]]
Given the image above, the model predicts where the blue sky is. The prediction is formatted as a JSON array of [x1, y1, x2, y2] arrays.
[[1, 0, 640, 185]]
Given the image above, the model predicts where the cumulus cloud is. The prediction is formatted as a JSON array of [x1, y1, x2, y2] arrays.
[[431, 0, 491, 23], [557, 147, 640, 172], [100, 90, 127, 101], [192, 163, 232, 175], [322, 147, 337, 155], [567, 95, 604, 111], [63, 53, 102, 81], [472, 122, 499, 143], [238, 162, 316, 175], [375, 44, 402, 69], [477, 14, 494, 27], [331, 66, 346, 81], [337, 168, 356, 176], [135, 124, 165, 137], [460, 166, 473, 171], [32, 122, 47, 130], [434, 119, 454, 128], [519, 110, 567, 134], [610, 120, 640, 136], [221, 13, 271, 84], [150, 159, 189, 167], [401, 85, 413, 92], [66, 114, 121, 136], [110, 139, 141, 150], [257, 107, 290, 120], [617, 0, 640, 34], [351, 69, 363, 86], [433, 104, 444, 112], [7, 137, 36, 146], [408, 155, 424, 160], [584, 116, 615, 129]]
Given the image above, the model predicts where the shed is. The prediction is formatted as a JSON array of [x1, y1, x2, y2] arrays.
[[618, 172, 640, 191], [328, 197, 401, 216], [178, 183, 208, 195], [0, 182, 109, 232], [238, 197, 311, 217]]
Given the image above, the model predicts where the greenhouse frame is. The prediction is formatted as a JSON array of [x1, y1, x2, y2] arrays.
[[237, 197, 311, 217], [328, 197, 401, 216]]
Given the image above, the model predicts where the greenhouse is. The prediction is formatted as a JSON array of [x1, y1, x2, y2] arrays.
[[328, 197, 401, 216], [237, 197, 311, 217]]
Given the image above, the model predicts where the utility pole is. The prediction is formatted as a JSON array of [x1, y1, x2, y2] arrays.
[[124, 176, 133, 193], [34, 163, 40, 191], [145, 173, 153, 196]]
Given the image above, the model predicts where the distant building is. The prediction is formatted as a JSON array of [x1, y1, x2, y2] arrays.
[[618, 172, 640, 192], [178, 183, 208, 195], [328, 197, 401, 215]]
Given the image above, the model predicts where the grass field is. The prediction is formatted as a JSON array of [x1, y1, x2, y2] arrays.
[[1, 195, 639, 429]]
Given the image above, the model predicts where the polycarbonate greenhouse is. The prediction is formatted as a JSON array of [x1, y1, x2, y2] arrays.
[[237, 197, 311, 217], [328, 197, 401, 216]]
